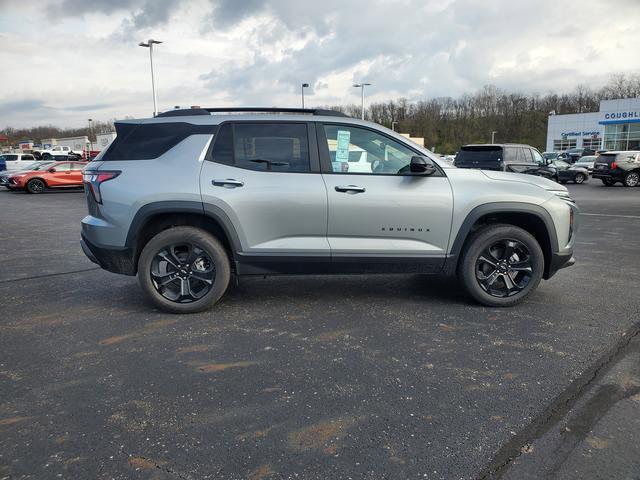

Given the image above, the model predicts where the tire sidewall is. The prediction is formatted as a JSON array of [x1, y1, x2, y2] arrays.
[[138, 226, 231, 313], [459, 225, 544, 307], [574, 173, 584, 184]]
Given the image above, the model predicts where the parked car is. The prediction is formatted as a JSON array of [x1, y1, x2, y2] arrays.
[[592, 151, 640, 187], [547, 160, 589, 184], [80, 107, 577, 313], [573, 155, 597, 173], [542, 152, 560, 161], [0, 153, 37, 171], [454, 144, 557, 181], [4, 161, 87, 193], [561, 147, 595, 164], [0, 161, 55, 189]]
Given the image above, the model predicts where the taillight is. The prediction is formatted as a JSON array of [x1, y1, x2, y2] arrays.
[[610, 161, 618, 170], [83, 170, 120, 204]]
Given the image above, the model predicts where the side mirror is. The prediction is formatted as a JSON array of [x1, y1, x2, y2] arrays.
[[410, 156, 436, 175], [48, 167, 56, 173]]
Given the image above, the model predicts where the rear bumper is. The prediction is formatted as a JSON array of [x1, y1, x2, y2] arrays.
[[544, 251, 575, 279], [81, 235, 136, 276]]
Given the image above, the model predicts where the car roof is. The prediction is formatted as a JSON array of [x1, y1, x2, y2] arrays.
[[463, 143, 534, 148]]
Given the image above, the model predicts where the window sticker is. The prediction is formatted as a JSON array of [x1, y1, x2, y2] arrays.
[[335, 130, 351, 163]]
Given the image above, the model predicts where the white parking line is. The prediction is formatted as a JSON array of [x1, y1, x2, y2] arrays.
[[581, 213, 640, 219]]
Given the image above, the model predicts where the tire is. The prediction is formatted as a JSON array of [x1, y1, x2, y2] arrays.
[[138, 226, 231, 314], [459, 224, 544, 307], [602, 179, 615, 186], [573, 173, 585, 184], [623, 171, 639, 187], [42, 153, 51, 160], [26, 178, 46, 194]]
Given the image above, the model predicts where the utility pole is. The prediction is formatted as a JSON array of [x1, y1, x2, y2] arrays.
[[391, 121, 398, 131], [353, 82, 372, 120], [87, 118, 93, 159], [301, 83, 309, 108], [139, 39, 163, 116], [491, 131, 497, 143]]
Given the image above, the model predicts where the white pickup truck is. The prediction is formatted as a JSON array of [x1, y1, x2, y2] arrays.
[[34, 145, 82, 160]]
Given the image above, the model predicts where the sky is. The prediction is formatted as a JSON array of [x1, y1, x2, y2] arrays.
[[1, 0, 639, 128]]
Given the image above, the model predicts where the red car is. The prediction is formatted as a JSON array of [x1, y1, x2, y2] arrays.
[[4, 161, 87, 194]]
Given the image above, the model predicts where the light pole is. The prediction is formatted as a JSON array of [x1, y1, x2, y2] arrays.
[[353, 82, 372, 120], [87, 118, 93, 159], [391, 121, 398, 132], [139, 39, 162, 116], [301, 83, 309, 108], [491, 130, 497, 143]]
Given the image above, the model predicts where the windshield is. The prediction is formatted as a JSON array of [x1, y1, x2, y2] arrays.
[[542, 152, 558, 160], [577, 156, 596, 163]]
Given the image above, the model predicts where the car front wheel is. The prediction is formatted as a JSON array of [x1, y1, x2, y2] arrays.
[[459, 224, 544, 307], [138, 226, 231, 313], [574, 173, 585, 184], [26, 178, 46, 194]]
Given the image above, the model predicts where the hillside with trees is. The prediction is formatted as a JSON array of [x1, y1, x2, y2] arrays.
[[2, 73, 639, 154]]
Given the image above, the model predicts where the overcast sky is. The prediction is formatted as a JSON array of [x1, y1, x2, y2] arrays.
[[1, 0, 639, 128]]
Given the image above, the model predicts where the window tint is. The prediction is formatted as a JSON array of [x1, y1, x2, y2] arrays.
[[503, 147, 517, 162], [323, 125, 416, 175], [210, 123, 233, 165], [103, 122, 213, 160], [4, 155, 18, 160], [210, 123, 311, 173], [22, 155, 34, 160], [54, 163, 72, 171]]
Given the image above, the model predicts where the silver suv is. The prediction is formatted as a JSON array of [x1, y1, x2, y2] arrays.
[[80, 107, 578, 313]]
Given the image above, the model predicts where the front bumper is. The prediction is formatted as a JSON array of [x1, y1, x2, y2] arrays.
[[545, 252, 575, 279], [81, 235, 136, 276]]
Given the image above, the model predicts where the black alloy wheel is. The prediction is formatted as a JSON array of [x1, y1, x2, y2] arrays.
[[475, 239, 533, 298], [150, 243, 215, 303], [26, 178, 45, 194]]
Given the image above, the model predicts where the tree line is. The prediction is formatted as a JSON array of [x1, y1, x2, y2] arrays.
[[329, 73, 640, 153], [2, 73, 639, 154]]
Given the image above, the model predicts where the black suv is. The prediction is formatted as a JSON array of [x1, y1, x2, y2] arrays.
[[592, 151, 640, 187], [454, 144, 556, 181]]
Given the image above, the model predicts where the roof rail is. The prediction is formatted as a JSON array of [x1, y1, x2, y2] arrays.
[[156, 107, 349, 118]]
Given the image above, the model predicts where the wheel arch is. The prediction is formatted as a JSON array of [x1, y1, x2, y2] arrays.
[[125, 201, 241, 274], [26, 176, 48, 188], [448, 203, 558, 279]]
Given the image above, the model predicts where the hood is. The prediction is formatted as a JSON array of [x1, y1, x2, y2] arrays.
[[480, 170, 567, 192]]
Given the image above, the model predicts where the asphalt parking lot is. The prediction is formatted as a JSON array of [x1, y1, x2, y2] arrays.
[[1, 180, 639, 480]]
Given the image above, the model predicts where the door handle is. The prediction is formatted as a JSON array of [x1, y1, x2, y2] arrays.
[[335, 185, 366, 193], [212, 179, 244, 188]]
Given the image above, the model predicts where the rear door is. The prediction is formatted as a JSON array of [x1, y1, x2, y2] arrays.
[[48, 162, 73, 186], [318, 123, 453, 272], [199, 122, 329, 273], [4, 154, 19, 170]]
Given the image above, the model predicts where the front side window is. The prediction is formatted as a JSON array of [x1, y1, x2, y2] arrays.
[[531, 149, 544, 165], [211, 123, 311, 173], [22, 155, 34, 160], [323, 125, 416, 175], [54, 163, 72, 171]]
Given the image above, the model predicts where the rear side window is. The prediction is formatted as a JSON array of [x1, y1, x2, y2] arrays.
[[456, 147, 502, 165], [210, 123, 310, 173], [102, 122, 214, 160]]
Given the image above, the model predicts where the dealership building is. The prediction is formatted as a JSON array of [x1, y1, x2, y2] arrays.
[[546, 97, 640, 152]]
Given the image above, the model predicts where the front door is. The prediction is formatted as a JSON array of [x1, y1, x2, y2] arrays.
[[318, 124, 454, 273], [200, 122, 329, 274]]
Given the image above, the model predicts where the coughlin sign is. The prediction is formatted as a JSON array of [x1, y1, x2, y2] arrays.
[[603, 111, 640, 121]]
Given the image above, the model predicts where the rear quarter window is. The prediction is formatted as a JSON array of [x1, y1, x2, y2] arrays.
[[102, 122, 215, 160]]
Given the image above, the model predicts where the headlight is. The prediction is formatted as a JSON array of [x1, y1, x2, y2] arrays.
[[547, 189, 575, 204]]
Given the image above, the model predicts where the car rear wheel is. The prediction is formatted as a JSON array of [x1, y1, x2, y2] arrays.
[[42, 153, 51, 160], [459, 224, 544, 307], [574, 173, 585, 184], [623, 171, 639, 187], [138, 226, 231, 314], [26, 178, 45, 194]]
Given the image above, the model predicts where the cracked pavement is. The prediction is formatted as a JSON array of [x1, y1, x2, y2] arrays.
[[0, 180, 639, 479]]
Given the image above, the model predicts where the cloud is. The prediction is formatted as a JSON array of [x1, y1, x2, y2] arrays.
[[1, 0, 639, 127]]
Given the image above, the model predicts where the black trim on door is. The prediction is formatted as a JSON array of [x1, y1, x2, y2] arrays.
[[204, 120, 321, 173]]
